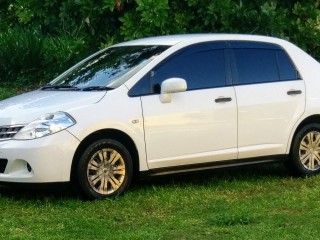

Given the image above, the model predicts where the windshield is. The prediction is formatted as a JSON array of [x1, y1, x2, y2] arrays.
[[44, 45, 169, 91]]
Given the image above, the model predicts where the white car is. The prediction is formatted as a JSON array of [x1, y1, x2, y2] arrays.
[[1, 34, 320, 199]]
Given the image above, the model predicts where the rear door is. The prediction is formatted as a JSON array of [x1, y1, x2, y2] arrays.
[[229, 41, 305, 159]]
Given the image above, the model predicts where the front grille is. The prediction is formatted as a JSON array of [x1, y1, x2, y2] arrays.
[[0, 158, 8, 173], [0, 125, 24, 141]]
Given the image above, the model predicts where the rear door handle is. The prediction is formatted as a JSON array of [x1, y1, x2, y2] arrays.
[[215, 97, 232, 103], [287, 90, 302, 95]]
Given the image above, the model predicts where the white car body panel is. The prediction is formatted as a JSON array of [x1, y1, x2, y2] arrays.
[[0, 90, 105, 126], [0, 130, 79, 182], [236, 80, 305, 158], [66, 86, 149, 171], [141, 87, 237, 168]]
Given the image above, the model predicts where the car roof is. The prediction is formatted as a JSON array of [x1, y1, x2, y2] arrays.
[[113, 34, 287, 47]]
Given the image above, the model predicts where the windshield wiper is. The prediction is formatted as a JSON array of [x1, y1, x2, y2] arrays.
[[41, 85, 79, 91], [81, 86, 114, 91], [41, 85, 113, 91]]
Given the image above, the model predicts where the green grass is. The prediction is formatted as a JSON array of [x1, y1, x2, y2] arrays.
[[1, 90, 320, 239], [1, 164, 320, 240]]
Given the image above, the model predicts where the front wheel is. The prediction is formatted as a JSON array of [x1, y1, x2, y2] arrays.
[[77, 139, 133, 200], [289, 124, 320, 176]]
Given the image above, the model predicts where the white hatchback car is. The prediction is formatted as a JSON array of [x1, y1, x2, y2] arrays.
[[1, 34, 320, 199]]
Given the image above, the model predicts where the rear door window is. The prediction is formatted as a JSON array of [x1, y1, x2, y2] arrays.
[[230, 41, 300, 85], [233, 48, 279, 84]]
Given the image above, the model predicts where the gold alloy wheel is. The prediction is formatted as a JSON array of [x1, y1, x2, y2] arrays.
[[87, 148, 126, 195], [299, 131, 320, 171]]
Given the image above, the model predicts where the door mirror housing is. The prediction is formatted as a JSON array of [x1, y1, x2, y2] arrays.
[[160, 78, 187, 103]]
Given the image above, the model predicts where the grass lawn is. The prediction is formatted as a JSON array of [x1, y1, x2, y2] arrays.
[[1, 90, 320, 239], [0, 164, 320, 240]]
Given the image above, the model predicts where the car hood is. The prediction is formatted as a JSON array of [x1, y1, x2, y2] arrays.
[[0, 90, 106, 126]]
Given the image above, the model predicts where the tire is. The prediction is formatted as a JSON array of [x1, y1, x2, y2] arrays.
[[76, 139, 133, 200], [289, 123, 320, 176]]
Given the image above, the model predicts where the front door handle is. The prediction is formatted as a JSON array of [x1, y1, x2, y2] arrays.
[[287, 90, 302, 95], [215, 97, 232, 103]]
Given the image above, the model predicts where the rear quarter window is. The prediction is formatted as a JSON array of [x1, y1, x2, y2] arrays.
[[276, 50, 299, 80]]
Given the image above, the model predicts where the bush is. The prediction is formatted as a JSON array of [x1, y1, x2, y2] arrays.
[[1, 0, 320, 87], [43, 35, 91, 80], [119, 0, 320, 59], [0, 27, 91, 87], [0, 28, 44, 85]]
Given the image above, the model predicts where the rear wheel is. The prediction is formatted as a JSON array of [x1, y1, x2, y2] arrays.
[[77, 139, 133, 200], [289, 124, 320, 176]]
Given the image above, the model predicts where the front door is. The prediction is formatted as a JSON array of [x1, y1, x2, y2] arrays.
[[139, 42, 238, 169]]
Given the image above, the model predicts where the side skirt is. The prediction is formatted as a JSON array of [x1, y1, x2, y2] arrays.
[[140, 154, 287, 178]]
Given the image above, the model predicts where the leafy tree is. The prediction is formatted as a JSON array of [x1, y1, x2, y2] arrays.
[[1, 0, 320, 86]]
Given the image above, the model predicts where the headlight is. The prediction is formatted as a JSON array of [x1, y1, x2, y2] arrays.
[[13, 112, 76, 140]]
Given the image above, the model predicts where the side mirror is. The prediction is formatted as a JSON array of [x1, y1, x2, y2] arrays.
[[160, 78, 187, 103]]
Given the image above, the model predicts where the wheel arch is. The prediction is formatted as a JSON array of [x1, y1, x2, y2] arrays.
[[288, 114, 320, 153], [70, 129, 140, 182]]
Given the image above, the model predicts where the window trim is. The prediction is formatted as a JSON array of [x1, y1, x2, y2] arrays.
[[128, 40, 303, 97], [227, 41, 282, 50]]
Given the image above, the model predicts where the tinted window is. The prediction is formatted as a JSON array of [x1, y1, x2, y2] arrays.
[[233, 49, 279, 84], [152, 49, 226, 92], [276, 50, 298, 80], [129, 43, 227, 96], [128, 74, 153, 96]]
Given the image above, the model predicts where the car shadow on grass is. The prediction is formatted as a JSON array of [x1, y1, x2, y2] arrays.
[[135, 162, 291, 188], [0, 182, 78, 200], [0, 162, 290, 200]]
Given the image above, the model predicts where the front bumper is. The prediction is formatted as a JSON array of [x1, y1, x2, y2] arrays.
[[0, 130, 80, 183]]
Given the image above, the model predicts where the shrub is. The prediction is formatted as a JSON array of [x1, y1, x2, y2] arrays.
[[0, 28, 44, 85], [42, 35, 91, 81], [1, 0, 320, 87], [0, 27, 91, 87]]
